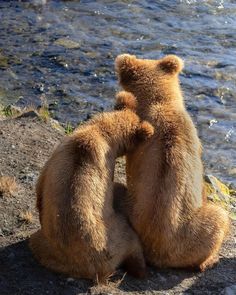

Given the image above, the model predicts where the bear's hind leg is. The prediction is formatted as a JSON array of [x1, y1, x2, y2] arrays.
[[166, 203, 229, 271], [113, 182, 131, 217], [29, 230, 73, 276], [122, 250, 147, 278], [199, 253, 219, 272], [109, 214, 146, 278]]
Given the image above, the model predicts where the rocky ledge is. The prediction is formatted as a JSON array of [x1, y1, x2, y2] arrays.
[[0, 111, 235, 295]]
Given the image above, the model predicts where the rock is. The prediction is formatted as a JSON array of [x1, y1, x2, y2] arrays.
[[0, 52, 9, 68], [51, 56, 69, 68], [25, 172, 36, 182], [85, 51, 99, 59], [0, 105, 22, 118], [33, 0, 47, 5], [157, 274, 167, 282], [17, 110, 39, 119], [8, 252, 15, 260], [66, 278, 74, 283], [224, 285, 236, 295], [0, 109, 235, 294], [53, 38, 80, 49], [205, 175, 236, 220], [205, 175, 229, 204], [229, 212, 236, 221], [229, 168, 236, 176], [49, 118, 65, 133], [9, 106, 22, 116]]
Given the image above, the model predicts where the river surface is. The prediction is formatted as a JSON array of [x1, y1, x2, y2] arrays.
[[0, 0, 235, 187]]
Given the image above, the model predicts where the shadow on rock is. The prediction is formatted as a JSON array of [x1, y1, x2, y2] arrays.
[[116, 267, 196, 293], [0, 238, 195, 294], [183, 257, 236, 294], [0, 239, 91, 295], [1, 239, 235, 294]]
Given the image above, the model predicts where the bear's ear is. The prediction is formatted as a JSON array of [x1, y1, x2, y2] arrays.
[[115, 54, 137, 72], [136, 121, 154, 141], [115, 91, 137, 111], [159, 55, 184, 74]]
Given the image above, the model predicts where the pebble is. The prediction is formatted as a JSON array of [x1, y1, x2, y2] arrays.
[[171, 275, 179, 281], [8, 252, 15, 260], [54, 38, 80, 49], [67, 277, 74, 283], [224, 285, 236, 295], [158, 274, 167, 282], [229, 168, 236, 176]]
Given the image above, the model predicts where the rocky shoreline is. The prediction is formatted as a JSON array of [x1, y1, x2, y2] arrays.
[[0, 110, 235, 295]]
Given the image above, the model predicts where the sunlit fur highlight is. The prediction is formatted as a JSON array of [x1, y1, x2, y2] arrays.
[[115, 54, 230, 271], [30, 109, 154, 281]]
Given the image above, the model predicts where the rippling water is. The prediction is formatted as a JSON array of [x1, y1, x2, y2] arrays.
[[0, 0, 235, 187]]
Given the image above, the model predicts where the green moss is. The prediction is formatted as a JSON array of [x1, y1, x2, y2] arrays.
[[38, 105, 50, 122], [1, 105, 13, 117], [205, 175, 236, 220], [0, 105, 22, 118], [64, 122, 74, 135]]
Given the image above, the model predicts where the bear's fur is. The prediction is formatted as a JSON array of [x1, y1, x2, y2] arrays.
[[30, 109, 154, 281], [115, 54, 230, 271]]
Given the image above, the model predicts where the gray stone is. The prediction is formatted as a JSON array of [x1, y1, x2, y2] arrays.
[[224, 285, 236, 295]]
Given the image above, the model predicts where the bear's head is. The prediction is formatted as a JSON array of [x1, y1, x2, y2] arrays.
[[115, 110, 154, 157], [115, 54, 184, 104]]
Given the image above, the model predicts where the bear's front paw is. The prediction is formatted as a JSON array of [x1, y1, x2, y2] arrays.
[[137, 121, 154, 140], [115, 91, 137, 111]]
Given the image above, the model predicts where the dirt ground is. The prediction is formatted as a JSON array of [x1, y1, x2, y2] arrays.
[[0, 113, 235, 295]]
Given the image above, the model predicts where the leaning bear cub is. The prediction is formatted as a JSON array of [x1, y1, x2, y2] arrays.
[[30, 109, 154, 281], [115, 54, 230, 271]]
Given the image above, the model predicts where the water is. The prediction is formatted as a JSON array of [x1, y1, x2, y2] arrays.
[[0, 0, 235, 187]]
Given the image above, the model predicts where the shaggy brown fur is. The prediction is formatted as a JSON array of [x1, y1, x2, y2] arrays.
[[115, 54, 230, 271], [29, 109, 154, 281]]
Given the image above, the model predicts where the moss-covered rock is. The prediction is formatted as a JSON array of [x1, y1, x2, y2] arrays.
[[0, 52, 9, 69], [205, 175, 236, 220], [53, 38, 80, 49], [0, 105, 22, 119]]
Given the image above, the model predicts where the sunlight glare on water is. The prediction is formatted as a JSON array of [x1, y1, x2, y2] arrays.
[[0, 0, 235, 186]]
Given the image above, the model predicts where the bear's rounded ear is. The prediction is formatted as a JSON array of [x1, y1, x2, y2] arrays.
[[159, 55, 184, 74], [115, 54, 137, 71]]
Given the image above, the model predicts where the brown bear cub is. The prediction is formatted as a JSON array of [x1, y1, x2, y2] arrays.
[[29, 109, 154, 281], [115, 54, 230, 271]]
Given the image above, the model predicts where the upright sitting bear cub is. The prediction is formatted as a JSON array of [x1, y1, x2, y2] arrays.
[[30, 109, 154, 281], [115, 54, 230, 271]]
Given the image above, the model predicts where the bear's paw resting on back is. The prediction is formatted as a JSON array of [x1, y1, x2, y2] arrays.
[[30, 108, 154, 281], [115, 54, 230, 271]]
